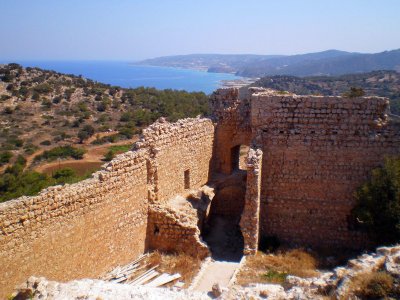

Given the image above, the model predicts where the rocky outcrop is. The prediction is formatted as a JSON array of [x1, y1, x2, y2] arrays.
[[226, 245, 400, 300], [15, 276, 209, 300], [14, 245, 400, 299]]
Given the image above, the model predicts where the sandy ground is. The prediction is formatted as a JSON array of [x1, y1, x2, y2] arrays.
[[190, 216, 243, 292], [192, 260, 239, 292]]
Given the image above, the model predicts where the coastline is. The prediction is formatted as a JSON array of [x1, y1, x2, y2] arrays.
[[132, 63, 258, 89]]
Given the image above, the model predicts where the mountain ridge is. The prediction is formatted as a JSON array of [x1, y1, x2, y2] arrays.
[[136, 49, 400, 77]]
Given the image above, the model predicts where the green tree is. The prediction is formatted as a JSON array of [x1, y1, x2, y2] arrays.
[[0, 151, 12, 165], [52, 168, 75, 180], [351, 157, 400, 245], [344, 87, 365, 98], [78, 125, 95, 143], [103, 150, 115, 161]]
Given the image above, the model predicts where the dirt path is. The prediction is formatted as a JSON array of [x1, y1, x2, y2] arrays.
[[83, 131, 118, 145], [24, 149, 45, 171], [202, 216, 244, 262], [191, 215, 244, 292], [192, 260, 239, 292]]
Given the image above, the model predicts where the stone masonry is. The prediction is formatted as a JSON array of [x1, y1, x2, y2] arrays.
[[0, 117, 214, 298], [240, 147, 263, 254], [1, 87, 400, 297], [211, 88, 400, 250]]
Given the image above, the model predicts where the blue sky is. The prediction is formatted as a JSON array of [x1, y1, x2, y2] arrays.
[[1, 0, 399, 60]]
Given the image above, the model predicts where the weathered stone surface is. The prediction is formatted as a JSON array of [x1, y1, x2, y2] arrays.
[[146, 188, 213, 258], [13, 276, 209, 300], [211, 87, 400, 249], [212, 283, 222, 297], [385, 252, 400, 276], [2, 87, 400, 297], [0, 117, 215, 298]]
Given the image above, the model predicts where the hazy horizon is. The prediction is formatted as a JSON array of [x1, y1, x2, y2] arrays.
[[1, 0, 399, 61]]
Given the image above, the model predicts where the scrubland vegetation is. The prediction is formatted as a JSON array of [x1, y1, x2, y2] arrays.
[[0, 63, 209, 202], [0, 155, 90, 202]]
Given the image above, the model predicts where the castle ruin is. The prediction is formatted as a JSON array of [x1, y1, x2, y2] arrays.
[[1, 87, 400, 297]]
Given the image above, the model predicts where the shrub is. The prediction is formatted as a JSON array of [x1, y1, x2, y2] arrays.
[[34, 146, 86, 162], [103, 150, 114, 161], [52, 96, 62, 104], [0, 95, 11, 101], [52, 168, 75, 180], [23, 143, 38, 155], [96, 101, 107, 112], [3, 106, 13, 114], [33, 83, 53, 94], [120, 112, 131, 122], [40, 140, 51, 146], [0, 151, 12, 165], [262, 270, 288, 284], [41, 99, 52, 108], [91, 134, 119, 145], [350, 271, 394, 298], [351, 157, 400, 244], [103, 145, 131, 161], [78, 125, 95, 143], [344, 87, 365, 98], [0, 164, 89, 203]]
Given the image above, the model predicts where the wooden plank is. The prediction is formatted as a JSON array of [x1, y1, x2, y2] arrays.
[[174, 281, 185, 288], [129, 265, 159, 285], [145, 274, 169, 287], [103, 255, 146, 281], [111, 275, 127, 283], [131, 271, 159, 285], [146, 273, 181, 287]]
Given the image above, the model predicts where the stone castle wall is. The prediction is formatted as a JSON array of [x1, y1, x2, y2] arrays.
[[147, 200, 210, 258], [251, 92, 400, 248], [211, 88, 400, 249], [0, 150, 149, 297], [141, 118, 214, 202], [2, 87, 400, 296], [0, 117, 215, 298]]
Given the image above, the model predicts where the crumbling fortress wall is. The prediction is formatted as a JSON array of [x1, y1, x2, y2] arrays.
[[0, 117, 214, 297], [211, 88, 400, 249], [0, 150, 149, 297], [2, 86, 400, 297]]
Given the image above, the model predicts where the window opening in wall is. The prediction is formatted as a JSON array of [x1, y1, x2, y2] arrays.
[[184, 169, 190, 189], [231, 145, 250, 172], [154, 225, 160, 235]]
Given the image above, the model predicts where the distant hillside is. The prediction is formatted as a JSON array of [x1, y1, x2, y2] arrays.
[[135, 53, 284, 73], [0, 63, 208, 166], [252, 70, 400, 114], [137, 49, 400, 77]]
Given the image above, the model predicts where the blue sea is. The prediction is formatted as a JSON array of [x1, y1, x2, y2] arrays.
[[2, 61, 240, 94]]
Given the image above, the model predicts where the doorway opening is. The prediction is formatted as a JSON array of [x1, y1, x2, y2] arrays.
[[202, 172, 247, 262]]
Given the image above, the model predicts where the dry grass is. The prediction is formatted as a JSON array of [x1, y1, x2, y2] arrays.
[[346, 271, 394, 299], [144, 251, 202, 287], [237, 249, 319, 286]]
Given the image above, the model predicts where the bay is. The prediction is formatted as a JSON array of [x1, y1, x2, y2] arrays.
[[2, 60, 240, 94]]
